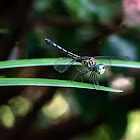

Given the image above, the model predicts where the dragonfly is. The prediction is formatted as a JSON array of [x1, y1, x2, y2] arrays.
[[45, 38, 129, 86]]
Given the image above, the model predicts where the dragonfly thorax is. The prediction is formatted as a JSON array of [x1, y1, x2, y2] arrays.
[[95, 64, 105, 74], [82, 57, 96, 71]]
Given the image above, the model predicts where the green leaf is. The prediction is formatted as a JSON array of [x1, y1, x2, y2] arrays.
[[0, 58, 59, 69], [0, 78, 122, 92], [109, 60, 140, 68], [0, 58, 139, 69], [0, 58, 138, 92]]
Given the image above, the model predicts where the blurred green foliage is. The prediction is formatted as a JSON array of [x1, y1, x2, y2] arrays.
[[0, 0, 140, 140]]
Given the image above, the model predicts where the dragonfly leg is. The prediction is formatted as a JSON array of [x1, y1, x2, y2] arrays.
[[90, 73, 95, 88], [80, 71, 89, 82], [72, 71, 81, 81], [88, 72, 93, 83], [72, 71, 84, 81], [95, 73, 100, 89], [95, 73, 99, 86], [72, 71, 88, 82], [81, 76, 83, 83], [92, 73, 100, 89]]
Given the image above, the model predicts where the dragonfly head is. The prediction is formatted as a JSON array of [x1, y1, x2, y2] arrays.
[[95, 64, 105, 74]]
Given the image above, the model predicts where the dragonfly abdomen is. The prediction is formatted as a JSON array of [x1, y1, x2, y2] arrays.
[[45, 38, 80, 59]]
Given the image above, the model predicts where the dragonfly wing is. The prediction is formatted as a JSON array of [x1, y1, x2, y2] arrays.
[[54, 57, 75, 73], [94, 56, 129, 66]]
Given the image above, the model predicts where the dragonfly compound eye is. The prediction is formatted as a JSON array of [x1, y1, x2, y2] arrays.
[[95, 64, 105, 74]]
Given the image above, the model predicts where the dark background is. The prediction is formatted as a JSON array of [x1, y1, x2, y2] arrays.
[[0, 0, 140, 140]]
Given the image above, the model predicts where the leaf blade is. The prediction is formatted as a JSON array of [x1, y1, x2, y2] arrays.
[[0, 58, 139, 69], [0, 78, 123, 92]]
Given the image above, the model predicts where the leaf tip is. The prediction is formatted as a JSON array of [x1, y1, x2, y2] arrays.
[[116, 89, 123, 93]]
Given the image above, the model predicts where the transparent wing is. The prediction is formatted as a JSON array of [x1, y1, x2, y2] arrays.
[[94, 56, 130, 67], [54, 57, 76, 73]]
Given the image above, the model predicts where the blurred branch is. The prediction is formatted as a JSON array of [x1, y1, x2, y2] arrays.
[[29, 16, 129, 56], [0, 0, 33, 60], [30, 16, 83, 28], [30, 16, 127, 30]]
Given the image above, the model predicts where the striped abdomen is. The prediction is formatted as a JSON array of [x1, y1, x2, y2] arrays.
[[45, 38, 80, 59]]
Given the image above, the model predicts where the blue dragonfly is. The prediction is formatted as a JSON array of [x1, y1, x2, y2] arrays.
[[45, 38, 129, 85]]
